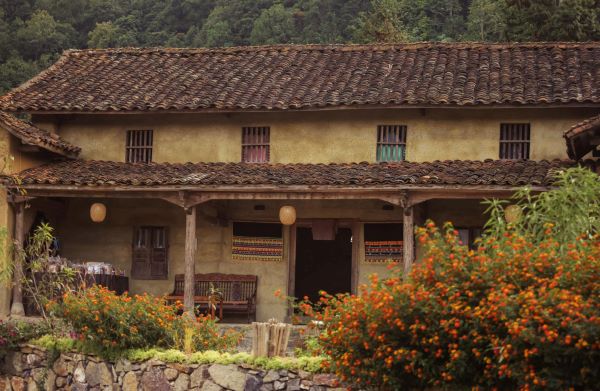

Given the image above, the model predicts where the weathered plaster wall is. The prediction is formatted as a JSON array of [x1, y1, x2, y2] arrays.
[[0, 132, 50, 317], [38, 107, 596, 163], [44, 198, 408, 321]]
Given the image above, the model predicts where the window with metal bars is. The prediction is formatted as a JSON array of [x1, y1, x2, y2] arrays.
[[242, 127, 270, 163], [131, 226, 168, 280], [499, 124, 530, 160], [377, 125, 407, 162], [126, 130, 153, 163]]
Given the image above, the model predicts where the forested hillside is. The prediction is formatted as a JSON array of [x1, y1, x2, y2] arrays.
[[1, 0, 599, 93]]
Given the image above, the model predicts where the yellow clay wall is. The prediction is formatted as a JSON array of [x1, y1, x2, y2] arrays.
[[37, 107, 597, 163]]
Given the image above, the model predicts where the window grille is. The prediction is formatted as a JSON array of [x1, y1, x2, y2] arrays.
[[499, 123, 530, 159], [242, 127, 270, 163], [126, 129, 153, 163], [377, 125, 407, 162]]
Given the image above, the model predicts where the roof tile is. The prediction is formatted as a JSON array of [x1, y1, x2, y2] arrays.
[[0, 112, 81, 157], [1, 43, 599, 113], [16, 159, 576, 188]]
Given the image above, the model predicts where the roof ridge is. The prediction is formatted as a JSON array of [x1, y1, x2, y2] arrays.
[[62, 41, 600, 56]]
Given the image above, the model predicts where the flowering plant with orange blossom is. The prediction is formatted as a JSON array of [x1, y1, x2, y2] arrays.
[[307, 223, 599, 390], [48, 285, 182, 354], [306, 167, 600, 390]]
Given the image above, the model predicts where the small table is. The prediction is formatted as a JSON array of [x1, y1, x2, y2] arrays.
[[85, 274, 129, 295]]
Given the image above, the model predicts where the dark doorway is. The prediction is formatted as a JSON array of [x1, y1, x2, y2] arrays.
[[294, 227, 352, 303]]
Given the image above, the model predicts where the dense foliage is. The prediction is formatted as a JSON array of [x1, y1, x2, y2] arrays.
[[48, 285, 241, 357], [0, 319, 50, 358], [49, 286, 181, 353], [303, 168, 600, 390], [1, 0, 599, 93]]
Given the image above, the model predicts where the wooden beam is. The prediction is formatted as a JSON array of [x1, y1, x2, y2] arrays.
[[183, 206, 197, 315], [10, 203, 25, 316], [407, 189, 518, 207], [403, 206, 414, 276]]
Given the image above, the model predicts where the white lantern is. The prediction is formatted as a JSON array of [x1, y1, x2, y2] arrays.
[[504, 204, 522, 224], [90, 202, 107, 223], [279, 205, 297, 226]]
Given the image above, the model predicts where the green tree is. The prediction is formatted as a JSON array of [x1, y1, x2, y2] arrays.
[[466, 0, 505, 41], [0, 55, 40, 93], [502, 0, 600, 41], [353, 0, 410, 43], [15, 10, 75, 60], [0, 9, 11, 62], [250, 3, 296, 45], [353, 0, 467, 43], [87, 21, 120, 48], [193, 5, 234, 47], [296, 0, 369, 43]]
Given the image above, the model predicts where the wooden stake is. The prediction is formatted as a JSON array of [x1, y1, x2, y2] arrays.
[[10, 202, 25, 316], [184, 206, 196, 315]]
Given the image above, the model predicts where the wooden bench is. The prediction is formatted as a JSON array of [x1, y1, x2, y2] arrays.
[[166, 273, 257, 322]]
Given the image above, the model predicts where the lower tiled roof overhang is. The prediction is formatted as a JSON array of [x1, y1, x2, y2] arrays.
[[0, 112, 81, 158], [564, 114, 600, 160], [11, 159, 582, 190]]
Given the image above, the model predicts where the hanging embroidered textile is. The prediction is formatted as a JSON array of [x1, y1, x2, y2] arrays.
[[364, 240, 403, 263], [232, 236, 284, 262]]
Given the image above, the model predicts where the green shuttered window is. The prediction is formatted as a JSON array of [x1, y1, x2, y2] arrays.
[[377, 125, 407, 162]]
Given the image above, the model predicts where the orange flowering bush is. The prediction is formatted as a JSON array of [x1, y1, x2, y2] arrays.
[[308, 224, 600, 390], [49, 285, 182, 353]]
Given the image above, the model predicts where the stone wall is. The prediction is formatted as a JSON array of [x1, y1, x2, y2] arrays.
[[0, 345, 343, 391]]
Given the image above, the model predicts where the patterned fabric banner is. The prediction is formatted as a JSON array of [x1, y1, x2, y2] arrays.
[[364, 240, 403, 264], [232, 236, 284, 262]]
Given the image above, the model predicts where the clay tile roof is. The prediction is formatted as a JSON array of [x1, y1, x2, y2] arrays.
[[564, 114, 600, 160], [1, 42, 599, 113], [0, 112, 80, 157], [16, 159, 576, 188]]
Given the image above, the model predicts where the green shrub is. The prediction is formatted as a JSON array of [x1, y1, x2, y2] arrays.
[[171, 315, 242, 353], [0, 320, 51, 358], [307, 168, 600, 390], [49, 285, 243, 357], [48, 285, 181, 355]]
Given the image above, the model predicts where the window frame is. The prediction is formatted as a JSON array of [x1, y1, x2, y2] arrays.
[[242, 126, 270, 163], [126, 129, 153, 163], [131, 226, 168, 280], [376, 125, 407, 162], [499, 123, 530, 160]]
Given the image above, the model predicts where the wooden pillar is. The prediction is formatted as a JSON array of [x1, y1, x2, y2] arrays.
[[10, 202, 25, 316], [351, 222, 361, 294], [403, 205, 414, 275], [286, 224, 297, 299], [184, 205, 197, 315]]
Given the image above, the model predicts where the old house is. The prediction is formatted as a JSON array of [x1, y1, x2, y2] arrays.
[[0, 43, 599, 321]]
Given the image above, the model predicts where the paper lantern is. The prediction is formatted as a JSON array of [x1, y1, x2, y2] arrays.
[[279, 206, 296, 226], [504, 204, 522, 224], [90, 203, 107, 223]]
